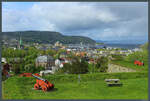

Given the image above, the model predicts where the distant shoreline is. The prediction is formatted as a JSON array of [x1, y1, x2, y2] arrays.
[[96, 43, 141, 49]]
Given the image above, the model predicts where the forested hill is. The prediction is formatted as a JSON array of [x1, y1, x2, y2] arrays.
[[2, 31, 96, 44]]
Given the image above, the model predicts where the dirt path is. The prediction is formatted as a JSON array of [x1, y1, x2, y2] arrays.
[[107, 64, 136, 73]]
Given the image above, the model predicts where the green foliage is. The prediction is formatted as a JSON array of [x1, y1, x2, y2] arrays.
[[12, 64, 21, 74], [35, 66, 45, 73], [111, 54, 124, 61], [53, 54, 59, 59], [46, 49, 56, 56], [125, 42, 148, 63], [126, 51, 145, 62], [2, 46, 47, 74], [2, 31, 96, 44], [55, 68, 65, 74], [140, 42, 148, 50], [111, 60, 148, 72], [57, 49, 66, 54], [24, 64, 35, 73], [96, 56, 108, 72], [24, 64, 44, 73], [111, 42, 148, 72], [60, 57, 89, 74], [2, 75, 8, 81], [88, 64, 98, 73]]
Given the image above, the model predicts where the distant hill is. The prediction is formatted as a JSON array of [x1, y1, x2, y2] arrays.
[[2, 31, 96, 44]]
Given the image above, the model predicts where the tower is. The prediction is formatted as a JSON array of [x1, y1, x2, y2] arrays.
[[19, 36, 22, 47], [18, 33, 23, 49]]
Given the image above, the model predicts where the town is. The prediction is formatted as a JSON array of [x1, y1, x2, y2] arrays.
[[2, 36, 148, 99], [2, 36, 143, 77], [2, 1, 148, 99]]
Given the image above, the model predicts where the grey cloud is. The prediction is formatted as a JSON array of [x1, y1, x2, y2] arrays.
[[2, 2, 148, 42]]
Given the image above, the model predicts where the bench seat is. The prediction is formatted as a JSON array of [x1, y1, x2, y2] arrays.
[[107, 83, 123, 87]]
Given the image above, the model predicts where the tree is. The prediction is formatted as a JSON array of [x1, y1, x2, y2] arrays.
[[12, 64, 20, 74], [24, 64, 35, 73], [53, 53, 59, 59], [61, 57, 88, 74], [35, 66, 45, 72], [96, 56, 108, 72]]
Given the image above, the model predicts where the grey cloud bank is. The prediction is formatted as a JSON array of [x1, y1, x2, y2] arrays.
[[2, 2, 148, 44]]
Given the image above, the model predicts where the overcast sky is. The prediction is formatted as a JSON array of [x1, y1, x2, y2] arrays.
[[2, 2, 148, 43]]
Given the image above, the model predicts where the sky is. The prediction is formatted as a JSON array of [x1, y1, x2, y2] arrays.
[[2, 2, 148, 44]]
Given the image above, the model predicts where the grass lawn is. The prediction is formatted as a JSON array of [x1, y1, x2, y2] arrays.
[[2, 76, 148, 99], [111, 60, 148, 72]]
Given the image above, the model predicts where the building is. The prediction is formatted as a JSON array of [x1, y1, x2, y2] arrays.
[[2, 58, 7, 63], [35, 55, 55, 70], [55, 57, 72, 68], [54, 41, 62, 47], [18, 35, 24, 49]]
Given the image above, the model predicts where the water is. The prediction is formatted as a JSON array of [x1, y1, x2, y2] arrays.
[[96, 43, 141, 49]]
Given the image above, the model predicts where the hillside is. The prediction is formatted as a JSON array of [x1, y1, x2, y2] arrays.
[[2, 31, 96, 44], [2, 72, 148, 99]]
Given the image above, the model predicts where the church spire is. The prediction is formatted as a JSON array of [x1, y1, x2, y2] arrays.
[[19, 36, 22, 46], [18, 32, 23, 49]]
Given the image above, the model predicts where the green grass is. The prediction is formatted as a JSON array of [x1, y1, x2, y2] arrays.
[[111, 60, 148, 72], [2, 74, 148, 99], [42, 72, 148, 83]]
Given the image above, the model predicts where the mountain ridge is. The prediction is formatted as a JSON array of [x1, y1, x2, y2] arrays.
[[2, 31, 96, 44]]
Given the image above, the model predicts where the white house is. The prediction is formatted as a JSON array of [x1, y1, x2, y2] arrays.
[[2, 58, 7, 63], [55, 58, 70, 68], [55, 59, 61, 67]]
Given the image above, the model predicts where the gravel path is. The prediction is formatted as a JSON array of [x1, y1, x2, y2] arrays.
[[107, 64, 136, 73]]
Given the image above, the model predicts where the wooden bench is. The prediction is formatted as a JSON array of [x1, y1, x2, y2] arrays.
[[105, 79, 123, 87]]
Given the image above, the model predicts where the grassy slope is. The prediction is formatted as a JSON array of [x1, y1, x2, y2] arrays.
[[111, 60, 148, 72], [2, 76, 148, 99]]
